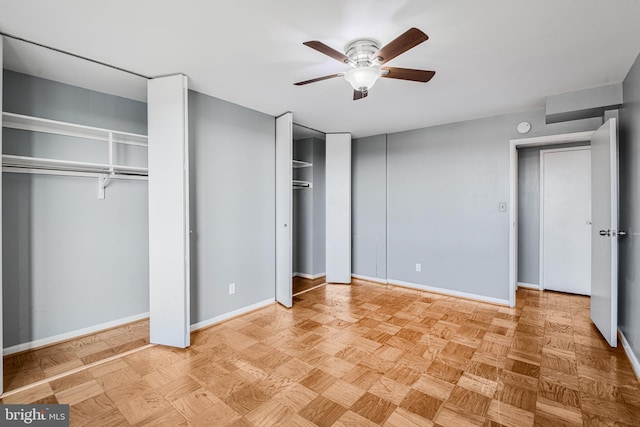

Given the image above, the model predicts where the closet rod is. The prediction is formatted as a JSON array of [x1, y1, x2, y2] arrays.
[[0, 32, 151, 80], [2, 167, 148, 181], [292, 181, 312, 189]]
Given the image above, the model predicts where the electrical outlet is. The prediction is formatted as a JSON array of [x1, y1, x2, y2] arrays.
[[229, 283, 236, 295], [416, 263, 421, 272]]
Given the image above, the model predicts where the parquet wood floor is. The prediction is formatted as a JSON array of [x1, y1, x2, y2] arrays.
[[293, 276, 326, 296], [3, 318, 149, 392], [3, 281, 639, 426]]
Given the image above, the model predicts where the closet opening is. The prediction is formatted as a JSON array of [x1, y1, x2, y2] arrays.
[[1, 36, 150, 393], [517, 143, 591, 295], [292, 123, 326, 296]]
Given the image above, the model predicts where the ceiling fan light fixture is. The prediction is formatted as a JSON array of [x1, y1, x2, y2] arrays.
[[295, 28, 433, 100], [344, 66, 381, 92]]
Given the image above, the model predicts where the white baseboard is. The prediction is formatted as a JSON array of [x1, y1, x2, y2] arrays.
[[619, 328, 640, 380], [190, 298, 275, 332], [3, 312, 150, 356], [351, 274, 388, 284], [517, 282, 540, 290], [293, 272, 326, 280], [387, 279, 510, 306]]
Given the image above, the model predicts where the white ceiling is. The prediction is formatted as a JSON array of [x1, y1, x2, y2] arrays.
[[2, 0, 640, 138]]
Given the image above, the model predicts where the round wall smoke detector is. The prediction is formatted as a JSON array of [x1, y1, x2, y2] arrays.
[[517, 122, 531, 134]]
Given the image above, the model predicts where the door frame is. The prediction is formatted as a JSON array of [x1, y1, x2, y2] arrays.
[[508, 130, 594, 306], [539, 146, 591, 293]]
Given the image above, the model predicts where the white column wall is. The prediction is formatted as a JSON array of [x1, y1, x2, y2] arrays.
[[326, 133, 351, 283]]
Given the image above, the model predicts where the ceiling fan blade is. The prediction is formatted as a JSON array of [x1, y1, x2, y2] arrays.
[[381, 67, 436, 82], [353, 90, 368, 101], [303, 41, 352, 64], [294, 73, 342, 86], [373, 28, 429, 65]]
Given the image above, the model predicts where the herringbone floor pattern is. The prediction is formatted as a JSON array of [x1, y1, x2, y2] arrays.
[[2, 280, 639, 426]]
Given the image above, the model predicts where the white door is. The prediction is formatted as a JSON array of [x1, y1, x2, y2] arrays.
[[540, 147, 591, 295], [591, 118, 618, 347], [148, 75, 191, 348], [275, 113, 293, 307]]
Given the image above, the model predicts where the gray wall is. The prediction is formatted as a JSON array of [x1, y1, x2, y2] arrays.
[[517, 142, 591, 286], [546, 83, 623, 123], [352, 109, 600, 301], [312, 137, 326, 276], [188, 91, 275, 324], [293, 138, 313, 274], [2, 70, 149, 348], [619, 51, 640, 365], [352, 134, 387, 280], [517, 147, 541, 285], [387, 116, 511, 300], [4, 70, 146, 134]]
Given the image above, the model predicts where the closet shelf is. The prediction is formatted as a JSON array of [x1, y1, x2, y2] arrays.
[[2, 155, 148, 176], [292, 160, 312, 168], [2, 112, 148, 179], [2, 112, 148, 146]]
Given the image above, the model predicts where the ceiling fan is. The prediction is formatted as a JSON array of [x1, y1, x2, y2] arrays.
[[294, 27, 435, 100]]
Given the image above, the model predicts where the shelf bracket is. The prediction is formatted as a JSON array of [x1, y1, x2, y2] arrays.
[[108, 132, 115, 174], [98, 173, 113, 199]]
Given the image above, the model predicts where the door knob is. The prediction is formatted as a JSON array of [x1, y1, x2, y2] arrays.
[[599, 230, 610, 236], [617, 230, 627, 237]]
